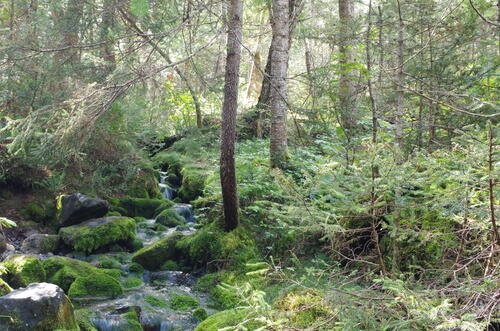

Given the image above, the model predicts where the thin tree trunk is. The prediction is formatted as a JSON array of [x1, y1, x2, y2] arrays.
[[392, 0, 405, 275], [245, 12, 264, 103], [367, 0, 386, 277], [304, 37, 316, 110], [269, 0, 290, 169], [338, 0, 357, 132], [220, 0, 243, 231]]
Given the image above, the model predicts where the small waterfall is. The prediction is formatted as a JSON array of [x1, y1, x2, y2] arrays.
[[172, 204, 196, 223], [92, 315, 174, 331], [159, 171, 177, 200]]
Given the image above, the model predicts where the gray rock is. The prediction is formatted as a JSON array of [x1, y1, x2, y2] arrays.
[[21, 234, 60, 254], [0, 234, 6, 254], [0, 282, 79, 330], [59, 193, 108, 228]]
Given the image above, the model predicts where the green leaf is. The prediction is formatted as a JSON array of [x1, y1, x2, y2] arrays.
[[0, 217, 17, 228], [130, 0, 149, 17]]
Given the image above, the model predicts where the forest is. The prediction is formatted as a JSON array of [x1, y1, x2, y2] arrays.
[[0, 0, 499, 330]]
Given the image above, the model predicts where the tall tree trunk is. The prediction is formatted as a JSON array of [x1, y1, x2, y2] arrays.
[[99, 2, 117, 78], [269, 0, 290, 169], [392, 0, 405, 275], [255, 0, 303, 139], [338, 0, 358, 132], [220, 0, 243, 231]]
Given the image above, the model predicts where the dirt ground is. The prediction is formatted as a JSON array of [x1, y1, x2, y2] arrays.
[[0, 184, 42, 250]]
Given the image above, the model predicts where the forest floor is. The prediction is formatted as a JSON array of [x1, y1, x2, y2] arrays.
[[0, 185, 43, 249]]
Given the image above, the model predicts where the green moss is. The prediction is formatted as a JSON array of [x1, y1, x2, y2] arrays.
[[274, 288, 333, 328], [23, 202, 49, 223], [126, 168, 163, 199], [178, 166, 207, 202], [1, 254, 46, 288], [74, 309, 98, 331], [59, 216, 136, 255], [131, 233, 184, 270], [127, 262, 145, 275], [116, 197, 164, 218], [131, 239, 143, 252], [121, 310, 143, 331], [122, 277, 144, 289], [43, 256, 121, 293], [161, 260, 178, 271], [181, 225, 258, 270], [153, 200, 175, 218], [193, 308, 264, 331], [155, 208, 185, 227], [170, 295, 199, 310], [68, 273, 123, 298], [145, 295, 168, 308], [152, 151, 185, 180], [94, 257, 122, 270], [192, 307, 208, 323]]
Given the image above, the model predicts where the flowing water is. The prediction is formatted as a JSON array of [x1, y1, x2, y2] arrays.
[[77, 171, 211, 331]]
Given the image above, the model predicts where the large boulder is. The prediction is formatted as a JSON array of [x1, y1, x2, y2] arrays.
[[58, 193, 108, 228], [1, 254, 46, 289], [0, 282, 79, 331], [131, 233, 184, 270], [59, 216, 136, 255], [42, 256, 122, 293]]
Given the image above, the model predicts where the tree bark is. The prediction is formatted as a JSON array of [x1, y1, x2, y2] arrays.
[[220, 0, 243, 231], [269, 0, 290, 169], [338, 0, 358, 132]]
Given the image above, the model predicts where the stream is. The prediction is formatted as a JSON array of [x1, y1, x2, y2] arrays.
[[76, 171, 213, 331]]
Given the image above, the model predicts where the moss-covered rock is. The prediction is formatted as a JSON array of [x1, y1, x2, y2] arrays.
[[120, 310, 143, 331], [155, 208, 185, 227], [161, 260, 178, 271], [127, 262, 145, 275], [1, 254, 46, 288], [145, 295, 168, 307], [0, 282, 79, 331], [113, 197, 164, 219], [192, 307, 208, 323], [179, 225, 258, 270], [153, 200, 175, 218], [59, 216, 136, 255], [21, 234, 61, 254], [193, 308, 264, 331], [68, 273, 123, 299], [170, 294, 199, 310], [126, 168, 163, 199], [74, 309, 98, 331], [178, 166, 207, 202], [42, 256, 121, 293], [121, 277, 143, 289], [131, 233, 184, 270]]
